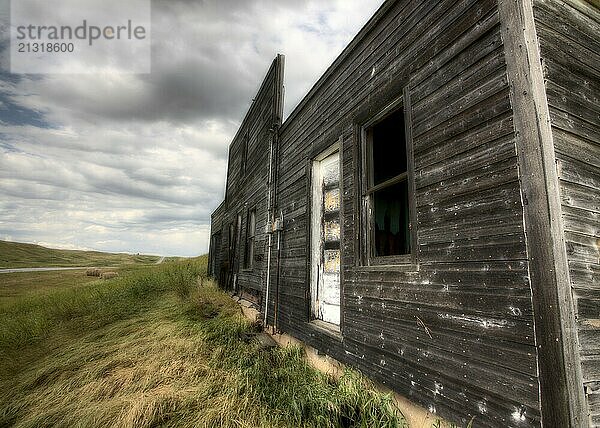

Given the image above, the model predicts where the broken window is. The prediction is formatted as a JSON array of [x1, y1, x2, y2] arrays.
[[311, 147, 341, 327], [244, 208, 256, 269], [364, 106, 413, 260]]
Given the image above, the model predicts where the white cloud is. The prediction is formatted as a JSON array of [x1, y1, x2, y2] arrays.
[[0, 0, 384, 256]]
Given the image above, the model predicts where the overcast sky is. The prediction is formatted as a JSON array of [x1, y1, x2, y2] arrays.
[[0, 0, 384, 256]]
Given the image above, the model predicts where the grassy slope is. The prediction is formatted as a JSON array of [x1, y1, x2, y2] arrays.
[[0, 257, 407, 428], [0, 240, 161, 269], [0, 269, 100, 300], [0, 264, 155, 301]]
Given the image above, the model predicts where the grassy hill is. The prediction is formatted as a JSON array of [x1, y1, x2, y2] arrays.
[[0, 256, 407, 427], [0, 240, 160, 269]]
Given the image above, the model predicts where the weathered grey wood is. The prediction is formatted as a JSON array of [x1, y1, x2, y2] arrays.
[[534, 1, 600, 425], [499, 0, 587, 426]]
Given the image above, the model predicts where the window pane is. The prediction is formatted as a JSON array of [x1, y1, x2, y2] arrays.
[[371, 109, 407, 186], [324, 218, 340, 243], [322, 155, 339, 187], [323, 188, 340, 213], [373, 180, 410, 256]]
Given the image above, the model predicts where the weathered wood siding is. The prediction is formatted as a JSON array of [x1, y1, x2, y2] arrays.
[[209, 202, 226, 280], [533, 1, 600, 425], [209, 55, 284, 298], [273, 1, 539, 426]]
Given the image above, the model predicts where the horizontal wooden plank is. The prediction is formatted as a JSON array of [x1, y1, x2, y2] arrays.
[[565, 232, 600, 265], [574, 289, 600, 320], [419, 232, 526, 263], [418, 181, 522, 227], [581, 356, 600, 381], [416, 135, 516, 189], [415, 112, 514, 171], [578, 326, 600, 354], [550, 112, 600, 156], [418, 215, 524, 245], [546, 81, 600, 128], [569, 260, 600, 290], [557, 156, 600, 191], [562, 204, 600, 238], [341, 326, 538, 409], [534, 0, 600, 57], [560, 180, 600, 214]]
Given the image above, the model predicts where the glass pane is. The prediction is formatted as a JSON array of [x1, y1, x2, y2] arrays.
[[323, 188, 340, 213], [371, 108, 407, 186], [373, 180, 411, 256], [323, 219, 340, 242], [322, 154, 339, 187], [323, 249, 340, 273]]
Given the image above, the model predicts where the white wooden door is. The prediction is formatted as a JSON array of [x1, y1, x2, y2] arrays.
[[311, 150, 341, 326]]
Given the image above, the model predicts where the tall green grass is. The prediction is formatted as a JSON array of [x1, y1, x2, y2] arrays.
[[0, 257, 406, 427], [0, 260, 204, 350]]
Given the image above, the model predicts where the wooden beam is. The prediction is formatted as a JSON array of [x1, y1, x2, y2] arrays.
[[497, 0, 587, 426]]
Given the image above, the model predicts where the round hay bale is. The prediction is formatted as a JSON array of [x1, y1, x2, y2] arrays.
[[86, 268, 102, 277], [101, 272, 119, 280]]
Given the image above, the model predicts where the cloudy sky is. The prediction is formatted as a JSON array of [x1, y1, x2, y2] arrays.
[[0, 0, 384, 256]]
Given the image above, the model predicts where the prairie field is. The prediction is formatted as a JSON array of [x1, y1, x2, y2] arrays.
[[0, 255, 406, 427], [0, 240, 161, 269]]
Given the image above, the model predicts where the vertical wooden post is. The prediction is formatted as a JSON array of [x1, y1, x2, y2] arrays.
[[498, 0, 587, 426]]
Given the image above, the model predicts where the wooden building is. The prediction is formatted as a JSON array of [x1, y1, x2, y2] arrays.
[[208, 0, 599, 426]]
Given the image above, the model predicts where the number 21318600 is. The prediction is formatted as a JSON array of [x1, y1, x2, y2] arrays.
[[18, 42, 74, 53]]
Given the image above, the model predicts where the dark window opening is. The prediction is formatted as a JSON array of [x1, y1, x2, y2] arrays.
[[244, 209, 256, 269], [365, 107, 411, 258]]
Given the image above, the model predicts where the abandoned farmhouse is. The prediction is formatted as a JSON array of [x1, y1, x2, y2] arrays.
[[208, 0, 599, 426]]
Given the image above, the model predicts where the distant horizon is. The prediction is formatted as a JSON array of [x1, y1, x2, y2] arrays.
[[1, 238, 201, 258], [0, 0, 385, 257]]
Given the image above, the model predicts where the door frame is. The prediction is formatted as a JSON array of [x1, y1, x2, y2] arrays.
[[309, 142, 342, 327]]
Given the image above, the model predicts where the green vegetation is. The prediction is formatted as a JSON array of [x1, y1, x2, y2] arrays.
[[0, 269, 99, 300], [0, 240, 161, 269], [0, 264, 156, 301], [0, 256, 406, 427]]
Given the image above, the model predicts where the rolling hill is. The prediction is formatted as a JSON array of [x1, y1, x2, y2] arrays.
[[0, 240, 160, 269]]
